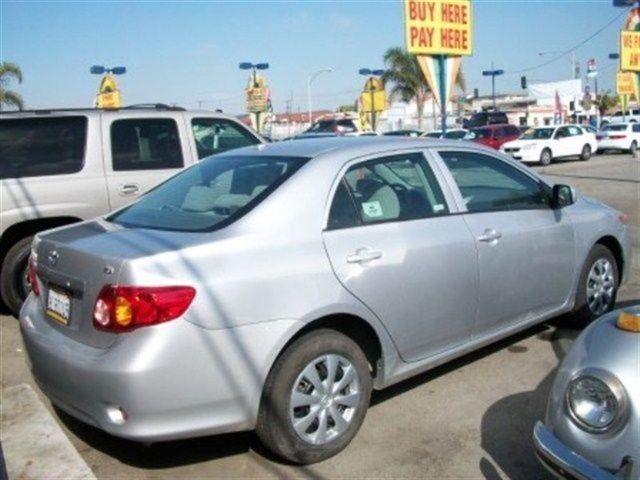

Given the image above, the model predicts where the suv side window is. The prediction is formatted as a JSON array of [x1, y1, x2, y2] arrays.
[[0, 116, 87, 179], [439, 151, 549, 213], [328, 152, 449, 228], [191, 118, 259, 159], [111, 118, 183, 171]]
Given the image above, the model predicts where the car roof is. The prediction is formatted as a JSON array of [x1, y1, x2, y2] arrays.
[[218, 136, 481, 161], [0, 106, 238, 121]]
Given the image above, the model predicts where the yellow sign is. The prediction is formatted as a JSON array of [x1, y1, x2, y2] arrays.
[[620, 31, 640, 72], [96, 74, 121, 109], [360, 77, 386, 113], [245, 74, 269, 113], [404, 0, 472, 56], [616, 71, 638, 98]]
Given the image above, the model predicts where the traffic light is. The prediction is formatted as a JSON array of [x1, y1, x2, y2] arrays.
[[521, 76, 527, 90]]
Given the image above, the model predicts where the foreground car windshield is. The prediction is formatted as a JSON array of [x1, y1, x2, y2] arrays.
[[109, 155, 308, 232], [521, 128, 554, 140]]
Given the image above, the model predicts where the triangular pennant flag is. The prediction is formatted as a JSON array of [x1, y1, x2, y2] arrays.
[[417, 55, 462, 110]]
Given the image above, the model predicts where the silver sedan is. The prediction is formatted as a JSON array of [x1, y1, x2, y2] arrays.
[[534, 306, 640, 479], [20, 137, 631, 464]]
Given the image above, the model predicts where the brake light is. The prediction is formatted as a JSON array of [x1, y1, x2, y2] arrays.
[[27, 254, 39, 297], [93, 285, 196, 332]]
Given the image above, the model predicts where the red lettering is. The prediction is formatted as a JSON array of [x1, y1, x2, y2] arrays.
[[426, 2, 435, 21], [409, 0, 426, 21]]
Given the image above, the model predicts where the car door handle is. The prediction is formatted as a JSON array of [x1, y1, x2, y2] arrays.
[[347, 248, 383, 264], [477, 229, 502, 243], [118, 184, 140, 196]]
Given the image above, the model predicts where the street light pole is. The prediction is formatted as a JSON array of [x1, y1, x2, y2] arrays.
[[538, 50, 578, 79], [307, 68, 333, 125], [482, 64, 504, 110]]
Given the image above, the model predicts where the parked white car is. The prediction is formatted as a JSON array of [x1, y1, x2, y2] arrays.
[[500, 125, 598, 166], [596, 123, 640, 155], [0, 105, 263, 314], [601, 108, 640, 126]]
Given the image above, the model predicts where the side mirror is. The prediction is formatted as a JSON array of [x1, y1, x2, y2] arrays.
[[551, 184, 575, 209]]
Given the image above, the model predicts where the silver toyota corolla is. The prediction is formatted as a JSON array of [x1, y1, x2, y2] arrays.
[[534, 306, 640, 479], [20, 137, 631, 464]]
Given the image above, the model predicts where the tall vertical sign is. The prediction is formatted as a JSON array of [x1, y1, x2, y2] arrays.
[[404, 0, 473, 133], [619, 6, 640, 117]]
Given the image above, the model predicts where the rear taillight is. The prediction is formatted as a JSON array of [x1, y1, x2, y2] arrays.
[[610, 135, 627, 140], [93, 285, 196, 332], [27, 254, 39, 297]]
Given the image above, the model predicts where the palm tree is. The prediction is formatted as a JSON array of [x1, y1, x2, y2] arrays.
[[0, 62, 24, 111], [381, 47, 465, 129]]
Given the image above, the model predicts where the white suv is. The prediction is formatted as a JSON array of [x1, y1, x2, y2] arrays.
[[0, 105, 263, 314], [601, 108, 640, 126]]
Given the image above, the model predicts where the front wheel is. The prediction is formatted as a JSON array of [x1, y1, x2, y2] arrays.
[[539, 148, 552, 166], [571, 245, 619, 327], [580, 144, 592, 161], [256, 329, 372, 464]]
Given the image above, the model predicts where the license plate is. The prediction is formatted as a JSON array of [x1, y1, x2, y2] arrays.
[[46, 288, 71, 325]]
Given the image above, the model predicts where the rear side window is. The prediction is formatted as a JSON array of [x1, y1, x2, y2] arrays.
[[439, 151, 548, 213], [109, 155, 308, 232], [111, 118, 183, 171], [0, 116, 87, 179], [191, 118, 259, 159], [328, 153, 449, 228], [633, 124, 640, 133], [327, 180, 360, 230]]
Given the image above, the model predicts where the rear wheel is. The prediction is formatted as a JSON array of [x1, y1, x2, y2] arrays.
[[571, 245, 618, 327], [0, 236, 33, 316], [256, 329, 372, 464], [540, 148, 552, 166], [580, 144, 592, 161]]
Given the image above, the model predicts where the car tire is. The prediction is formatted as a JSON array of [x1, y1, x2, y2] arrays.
[[630, 141, 637, 156], [580, 144, 592, 161], [256, 329, 372, 464], [0, 236, 34, 317], [540, 148, 552, 166], [571, 245, 619, 328]]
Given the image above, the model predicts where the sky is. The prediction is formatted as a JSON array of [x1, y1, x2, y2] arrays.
[[0, 0, 634, 114]]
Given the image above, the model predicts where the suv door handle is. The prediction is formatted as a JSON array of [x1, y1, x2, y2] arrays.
[[118, 184, 140, 196], [477, 229, 502, 243], [347, 248, 383, 264]]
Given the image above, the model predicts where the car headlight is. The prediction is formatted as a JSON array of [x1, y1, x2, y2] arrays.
[[566, 369, 627, 434], [522, 143, 537, 150]]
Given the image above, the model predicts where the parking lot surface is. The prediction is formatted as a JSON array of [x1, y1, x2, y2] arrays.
[[1, 153, 638, 480]]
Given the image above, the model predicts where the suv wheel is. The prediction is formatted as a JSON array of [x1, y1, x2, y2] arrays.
[[571, 245, 618, 327], [256, 329, 372, 464], [580, 144, 592, 161], [540, 148, 552, 166], [0, 236, 34, 316]]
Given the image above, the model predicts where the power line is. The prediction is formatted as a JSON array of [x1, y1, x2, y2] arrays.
[[504, 8, 629, 76]]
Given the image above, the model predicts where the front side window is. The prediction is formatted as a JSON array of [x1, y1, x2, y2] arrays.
[[109, 155, 308, 232], [111, 118, 183, 171], [328, 153, 449, 228], [0, 116, 87, 179], [191, 118, 258, 159], [439, 151, 549, 213], [521, 128, 554, 140], [568, 126, 582, 136]]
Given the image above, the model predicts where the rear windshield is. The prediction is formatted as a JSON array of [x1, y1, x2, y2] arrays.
[[307, 120, 335, 133], [0, 116, 87, 179], [109, 155, 308, 232], [472, 128, 492, 139], [602, 124, 627, 132]]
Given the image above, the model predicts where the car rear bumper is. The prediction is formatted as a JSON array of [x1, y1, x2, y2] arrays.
[[597, 140, 632, 151], [533, 422, 634, 480], [20, 294, 300, 442]]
